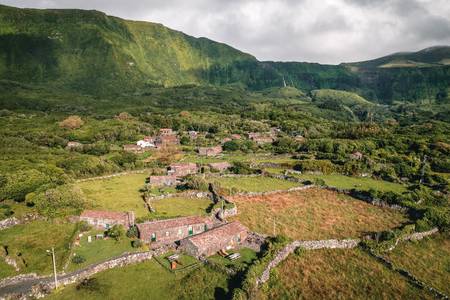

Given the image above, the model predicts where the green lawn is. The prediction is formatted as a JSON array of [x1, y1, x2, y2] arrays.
[[148, 197, 213, 219], [155, 251, 199, 270], [261, 248, 434, 299], [47, 260, 231, 300], [211, 176, 300, 194], [208, 248, 257, 269], [66, 230, 137, 272], [291, 173, 406, 193], [0, 257, 17, 279], [385, 233, 450, 295], [76, 173, 149, 218], [0, 220, 77, 278]]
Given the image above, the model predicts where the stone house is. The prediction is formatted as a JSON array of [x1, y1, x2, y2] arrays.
[[198, 146, 223, 157], [349, 151, 363, 160], [155, 135, 179, 148], [168, 162, 198, 177], [148, 175, 179, 187], [208, 162, 232, 172], [180, 222, 248, 257], [252, 136, 274, 144], [159, 128, 174, 136], [123, 144, 144, 153], [137, 140, 155, 148], [66, 141, 83, 150], [136, 216, 214, 247], [80, 210, 135, 229]]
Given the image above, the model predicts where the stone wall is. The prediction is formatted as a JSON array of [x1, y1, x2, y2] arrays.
[[256, 238, 360, 286], [233, 184, 315, 197], [76, 169, 150, 183], [146, 191, 210, 201]]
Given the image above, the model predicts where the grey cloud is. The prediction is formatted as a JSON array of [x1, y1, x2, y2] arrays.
[[2, 0, 450, 63]]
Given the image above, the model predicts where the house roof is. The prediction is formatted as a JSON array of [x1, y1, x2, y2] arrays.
[[137, 216, 212, 234], [169, 162, 197, 169], [185, 222, 248, 249], [80, 210, 128, 221], [208, 162, 231, 169]]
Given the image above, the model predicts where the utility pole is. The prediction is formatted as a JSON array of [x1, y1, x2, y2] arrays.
[[47, 247, 58, 289]]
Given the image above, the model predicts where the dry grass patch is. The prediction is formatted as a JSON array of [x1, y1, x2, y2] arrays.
[[384, 233, 450, 295], [229, 188, 408, 240], [261, 248, 433, 299]]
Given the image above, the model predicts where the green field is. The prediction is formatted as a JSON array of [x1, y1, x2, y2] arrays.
[[0, 257, 17, 279], [66, 230, 137, 272], [385, 233, 450, 295], [289, 173, 406, 193], [149, 197, 212, 219], [0, 220, 76, 278], [47, 260, 231, 300], [211, 176, 300, 194], [261, 248, 433, 299], [76, 173, 149, 218], [155, 251, 199, 270], [182, 152, 296, 165]]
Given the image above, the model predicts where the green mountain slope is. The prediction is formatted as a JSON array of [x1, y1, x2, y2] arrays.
[[0, 4, 256, 93], [0, 4, 449, 104]]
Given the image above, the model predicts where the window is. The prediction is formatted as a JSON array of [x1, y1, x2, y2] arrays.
[[105, 224, 110, 229], [188, 226, 193, 236], [204, 224, 208, 231], [151, 233, 156, 242], [165, 231, 169, 237]]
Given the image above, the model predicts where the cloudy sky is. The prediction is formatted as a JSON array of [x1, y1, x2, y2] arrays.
[[3, 0, 450, 64]]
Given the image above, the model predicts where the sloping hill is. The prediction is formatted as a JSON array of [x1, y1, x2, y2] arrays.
[[0, 4, 256, 93]]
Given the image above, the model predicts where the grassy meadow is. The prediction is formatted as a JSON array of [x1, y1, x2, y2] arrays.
[[149, 197, 212, 219], [261, 248, 434, 299], [66, 229, 137, 272], [229, 188, 408, 239], [211, 176, 300, 194], [0, 220, 77, 278], [47, 260, 231, 300], [384, 233, 450, 295], [76, 173, 149, 217], [292, 174, 407, 193]]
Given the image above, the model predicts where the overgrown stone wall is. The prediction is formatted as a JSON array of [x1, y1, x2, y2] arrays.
[[0, 214, 42, 231], [256, 238, 360, 286]]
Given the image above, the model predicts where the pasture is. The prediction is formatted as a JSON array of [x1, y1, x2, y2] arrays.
[[229, 188, 408, 240]]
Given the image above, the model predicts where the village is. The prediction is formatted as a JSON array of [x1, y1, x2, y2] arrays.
[[1, 126, 448, 299]]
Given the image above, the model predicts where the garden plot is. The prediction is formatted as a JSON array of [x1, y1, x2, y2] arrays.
[[260, 248, 434, 299], [148, 197, 213, 219], [229, 188, 408, 240]]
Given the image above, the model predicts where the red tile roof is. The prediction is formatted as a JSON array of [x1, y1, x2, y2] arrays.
[[137, 216, 212, 234], [185, 222, 248, 248], [80, 210, 128, 221]]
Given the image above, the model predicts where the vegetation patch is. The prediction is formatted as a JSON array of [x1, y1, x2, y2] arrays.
[[260, 248, 434, 299], [229, 188, 408, 240], [47, 260, 231, 300], [291, 173, 407, 193], [384, 233, 450, 295], [76, 173, 149, 217], [0, 220, 76, 278], [148, 197, 212, 219], [211, 176, 299, 194], [66, 229, 137, 272]]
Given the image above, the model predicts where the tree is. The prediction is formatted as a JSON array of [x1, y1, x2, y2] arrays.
[[59, 115, 84, 129], [223, 140, 240, 151], [106, 225, 125, 241]]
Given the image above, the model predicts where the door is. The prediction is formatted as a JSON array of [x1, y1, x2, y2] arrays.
[[188, 226, 193, 236], [151, 232, 156, 242]]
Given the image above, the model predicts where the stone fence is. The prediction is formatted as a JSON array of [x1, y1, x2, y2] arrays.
[[233, 185, 315, 198], [76, 169, 151, 183], [146, 191, 210, 201], [256, 238, 360, 286], [387, 228, 439, 251], [0, 214, 42, 231], [0, 274, 44, 289]]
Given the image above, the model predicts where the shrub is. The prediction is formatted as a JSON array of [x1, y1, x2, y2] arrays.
[[31, 185, 87, 218], [76, 278, 102, 292], [106, 225, 125, 241], [59, 115, 84, 129], [230, 162, 258, 175], [131, 239, 143, 248], [126, 226, 138, 238], [78, 221, 91, 232], [72, 254, 86, 264], [183, 176, 209, 191]]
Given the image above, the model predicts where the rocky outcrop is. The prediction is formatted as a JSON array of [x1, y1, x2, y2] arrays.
[[0, 214, 42, 231]]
